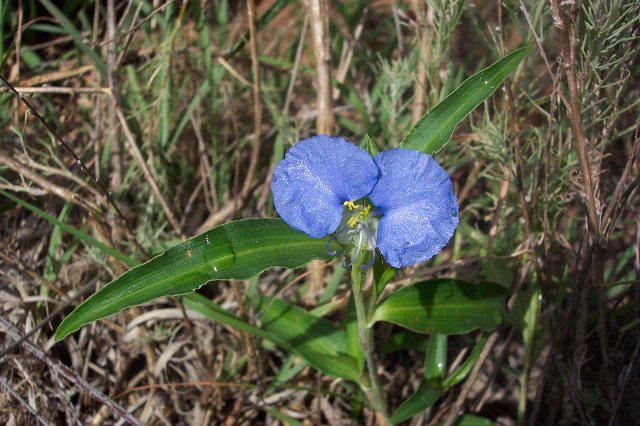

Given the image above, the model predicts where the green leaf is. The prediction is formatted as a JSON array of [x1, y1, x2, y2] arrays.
[[442, 336, 488, 387], [523, 290, 542, 370], [184, 292, 275, 343], [0, 190, 137, 267], [345, 293, 365, 374], [369, 279, 508, 335], [269, 355, 307, 390], [373, 259, 396, 298], [444, 414, 495, 426], [379, 331, 430, 356], [401, 46, 532, 154], [54, 219, 335, 341], [424, 334, 447, 382], [256, 296, 361, 382], [390, 379, 442, 424], [184, 293, 360, 382], [263, 406, 303, 426], [362, 133, 380, 156], [38, 0, 107, 78]]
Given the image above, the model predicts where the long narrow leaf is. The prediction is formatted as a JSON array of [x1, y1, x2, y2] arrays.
[[400, 46, 532, 154], [0, 190, 137, 267], [55, 219, 335, 341], [442, 336, 488, 387], [369, 279, 508, 335], [424, 334, 447, 382], [38, 0, 107, 78], [186, 292, 360, 382], [257, 296, 361, 382], [390, 379, 441, 424]]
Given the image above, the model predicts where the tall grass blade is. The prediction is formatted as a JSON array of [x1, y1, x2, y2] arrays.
[[38, 0, 107, 78], [54, 219, 336, 340], [401, 46, 532, 154]]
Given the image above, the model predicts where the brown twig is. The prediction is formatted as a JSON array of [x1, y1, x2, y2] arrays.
[[0, 317, 143, 426], [559, 11, 600, 241], [601, 119, 640, 241], [106, 0, 121, 189], [115, 106, 185, 239], [306, 0, 334, 300], [0, 74, 148, 259], [410, 1, 433, 124], [0, 155, 102, 215], [0, 376, 51, 426], [557, 3, 614, 404]]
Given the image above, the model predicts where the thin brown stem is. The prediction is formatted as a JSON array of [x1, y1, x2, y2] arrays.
[[306, 0, 334, 300], [240, 0, 263, 203], [601, 120, 640, 240], [106, 0, 121, 189], [410, 1, 433, 124], [307, 0, 334, 135], [115, 107, 185, 239], [558, 4, 614, 404], [0, 74, 148, 259], [0, 317, 143, 426]]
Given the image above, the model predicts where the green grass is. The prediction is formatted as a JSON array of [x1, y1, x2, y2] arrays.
[[0, 0, 638, 424]]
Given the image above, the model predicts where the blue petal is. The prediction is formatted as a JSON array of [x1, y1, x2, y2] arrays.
[[271, 135, 379, 238], [369, 148, 459, 267]]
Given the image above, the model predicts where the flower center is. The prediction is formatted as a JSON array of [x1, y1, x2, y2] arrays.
[[343, 200, 374, 229], [324, 199, 379, 268]]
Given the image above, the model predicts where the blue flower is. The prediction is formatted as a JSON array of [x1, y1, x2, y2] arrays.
[[271, 135, 459, 268]]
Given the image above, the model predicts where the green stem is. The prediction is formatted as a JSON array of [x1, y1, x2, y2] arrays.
[[351, 251, 390, 422]]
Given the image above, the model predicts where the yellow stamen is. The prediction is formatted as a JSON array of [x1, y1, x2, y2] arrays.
[[344, 200, 359, 211], [347, 216, 359, 228], [360, 205, 372, 216]]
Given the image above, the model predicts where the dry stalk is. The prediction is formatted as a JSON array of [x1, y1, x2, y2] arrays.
[[410, 1, 434, 124], [189, 110, 218, 213], [557, 3, 614, 404], [196, 0, 263, 234], [333, 7, 367, 101], [601, 120, 640, 241], [0, 86, 110, 94], [115, 106, 185, 239], [0, 74, 148, 258], [241, 0, 263, 208], [106, 0, 121, 189], [0, 317, 143, 426], [0, 155, 102, 215], [0, 267, 97, 360], [13, 64, 94, 87], [283, 13, 308, 115], [306, 0, 334, 301]]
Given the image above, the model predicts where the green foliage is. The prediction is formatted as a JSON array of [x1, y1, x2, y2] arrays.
[[2, 0, 638, 424], [54, 219, 335, 341], [185, 293, 361, 382], [401, 46, 532, 154], [370, 279, 508, 334]]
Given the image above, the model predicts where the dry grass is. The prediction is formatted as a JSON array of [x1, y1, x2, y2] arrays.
[[1, 0, 639, 424]]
